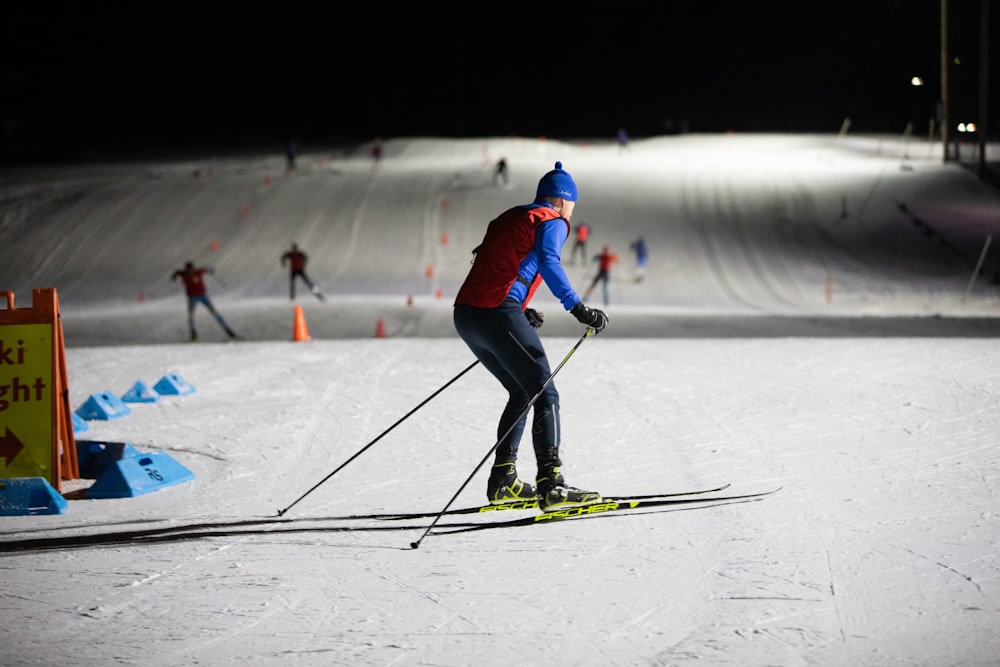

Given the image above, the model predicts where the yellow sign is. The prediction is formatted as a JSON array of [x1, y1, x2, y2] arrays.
[[0, 289, 78, 491], [0, 323, 54, 478]]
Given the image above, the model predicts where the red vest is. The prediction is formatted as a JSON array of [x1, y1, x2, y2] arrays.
[[176, 268, 208, 297], [284, 250, 307, 271], [455, 205, 565, 308]]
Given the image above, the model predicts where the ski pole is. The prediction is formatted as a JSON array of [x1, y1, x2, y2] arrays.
[[409, 328, 595, 549], [276, 359, 480, 516]]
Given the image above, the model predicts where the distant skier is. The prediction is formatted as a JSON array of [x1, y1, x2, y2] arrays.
[[569, 221, 591, 265], [493, 157, 509, 186], [630, 235, 648, 282], [617, 127, 630, 152], [281, 242, 325, 302], [171, 261, 238, 341], [285, 136, 299, 174], [583, 245, 619, 305]]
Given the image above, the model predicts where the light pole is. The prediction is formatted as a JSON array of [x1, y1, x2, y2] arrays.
[[977, 0, 989, 180], [910, 75, 926, 138], [940, 0, 950, 163]]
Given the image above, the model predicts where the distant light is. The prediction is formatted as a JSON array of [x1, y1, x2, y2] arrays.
[[910, 76, 924, 86], [957, 122, 977, 133]]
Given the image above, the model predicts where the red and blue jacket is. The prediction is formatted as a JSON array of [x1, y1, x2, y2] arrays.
[[454, 203, 580, 311]]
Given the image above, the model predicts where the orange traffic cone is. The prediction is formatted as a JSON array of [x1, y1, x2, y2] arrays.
[[292, 305, 310, 341], [375, 318, 387, 338]]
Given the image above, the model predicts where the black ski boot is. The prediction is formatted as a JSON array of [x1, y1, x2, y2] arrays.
[[536, 464, 601, 512], [486, 462, 537, 504]]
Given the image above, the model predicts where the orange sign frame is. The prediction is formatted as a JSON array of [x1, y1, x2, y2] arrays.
[[0, 288, 79, 491]]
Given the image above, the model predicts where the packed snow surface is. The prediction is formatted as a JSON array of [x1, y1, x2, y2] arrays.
[[1, 134, 999, 666]]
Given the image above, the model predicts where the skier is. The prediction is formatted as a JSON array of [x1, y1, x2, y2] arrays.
[[281, 242, 325, 302], [617, 126, 630, 152], [285, 136, 299, 173], [569, 220, 590, 265], [170, 261, 238, 341], [584, 245, 619, 305], [453, 161, 609, 512], [492, 157, 509, 186], [630, 235, 648, 282]]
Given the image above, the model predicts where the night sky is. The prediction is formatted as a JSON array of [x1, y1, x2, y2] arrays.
[[1, 1, 993, 159]]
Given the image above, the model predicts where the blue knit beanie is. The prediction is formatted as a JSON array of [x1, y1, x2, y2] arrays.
[[535, 161, 578, 202]]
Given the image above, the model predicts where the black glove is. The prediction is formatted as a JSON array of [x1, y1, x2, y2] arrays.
[[570, 301, 609, 334], [524, 308, 544, 329]]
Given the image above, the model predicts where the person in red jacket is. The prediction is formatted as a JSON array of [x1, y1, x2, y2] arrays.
[[453, 161, 609, 512], [281, 243, 325, 302], [584, 245, 619, 305], [170, 261, 238, 341], [568, 220, 591, 265]]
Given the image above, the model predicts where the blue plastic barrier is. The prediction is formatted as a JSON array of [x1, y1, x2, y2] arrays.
[[85, 450, 195, 499], [72, 412, 90, 433], [0, 477, 69, 516], [75, 440, 143, 479], [122, 380, 160, 403], [153, 373, 196, 395], [76, 391, 132, 420]]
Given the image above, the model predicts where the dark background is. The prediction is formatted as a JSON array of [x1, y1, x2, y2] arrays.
[[1, 1, 994, 161]]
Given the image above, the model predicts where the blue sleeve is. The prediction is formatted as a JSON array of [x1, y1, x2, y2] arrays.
[[536, 219, 581, 310]]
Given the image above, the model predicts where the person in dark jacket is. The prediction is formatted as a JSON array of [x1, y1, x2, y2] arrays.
[[453, 161, 609, 512], [630, 235, 649, 282], [493, 157, 509, 186]]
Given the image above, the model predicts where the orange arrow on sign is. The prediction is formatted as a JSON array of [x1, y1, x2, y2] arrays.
[[0, 427, 25, 465]]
